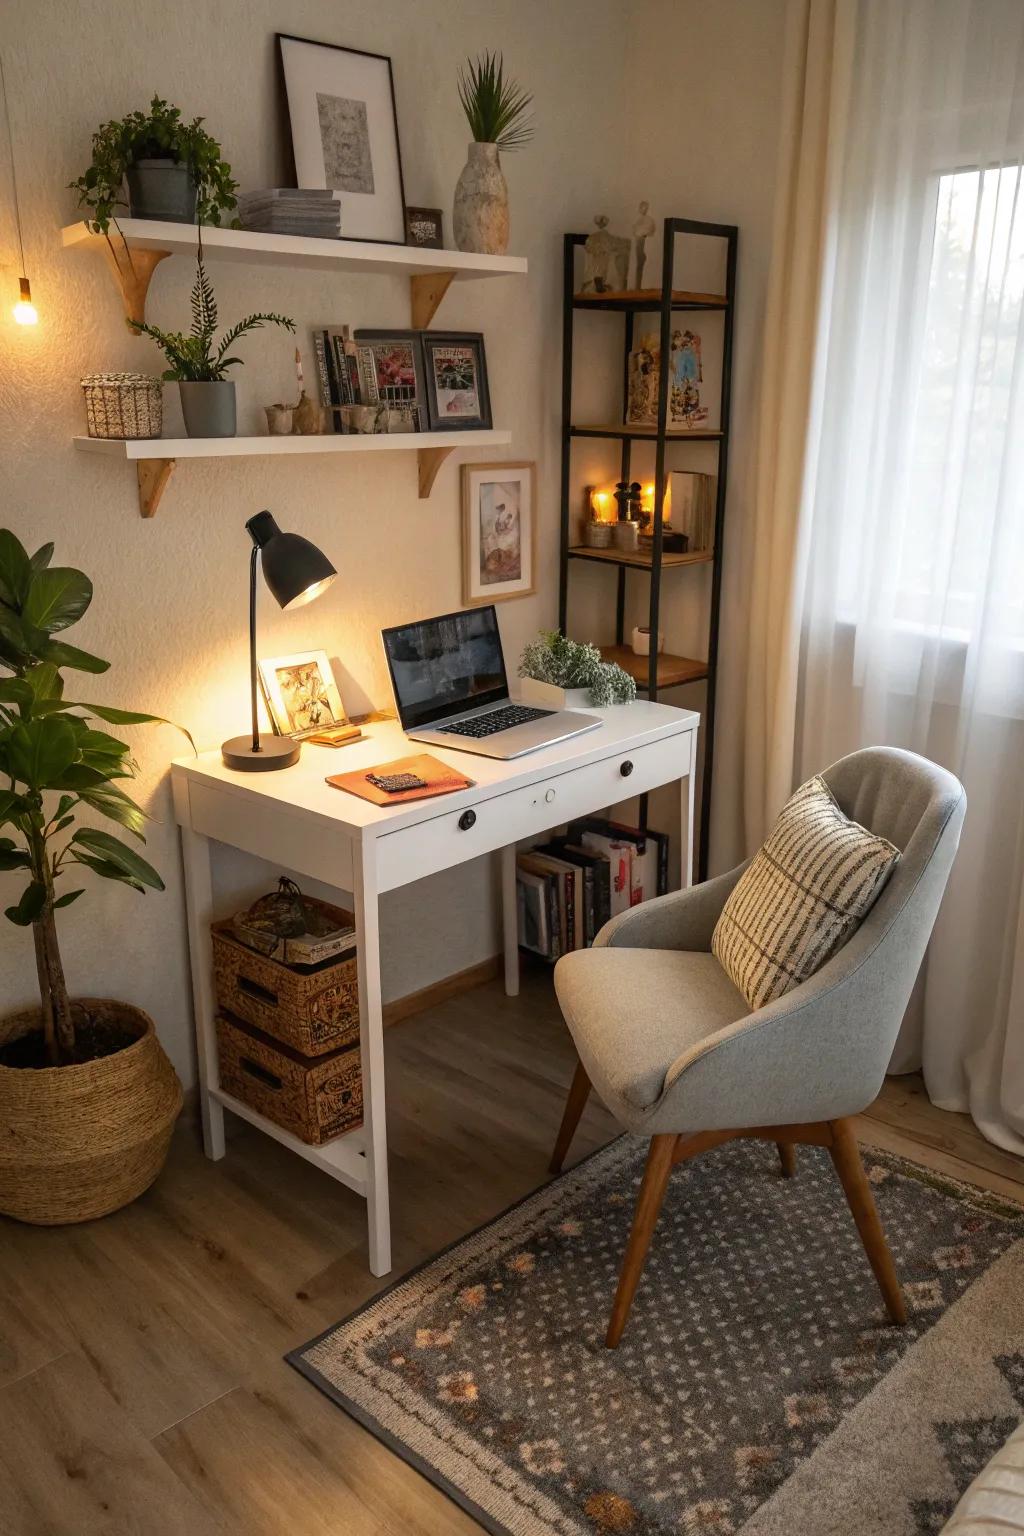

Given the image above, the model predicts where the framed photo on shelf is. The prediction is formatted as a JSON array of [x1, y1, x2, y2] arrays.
[[421, 332, 492, 431], [353, 329, 426, 427], [404, 206, 444, 248], [258, 650, 347, 739], [461, 461, 536, 605], [277, 34, 407, 244]]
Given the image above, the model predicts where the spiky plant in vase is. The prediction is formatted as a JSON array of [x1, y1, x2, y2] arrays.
[[0, 529, 192, 1225], [519, 631, 637, 709], [132, 251, 295, 437], [453, 51, 534, 256]]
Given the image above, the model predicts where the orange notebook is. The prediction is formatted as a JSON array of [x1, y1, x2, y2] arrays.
[[326, 753, 474, 806]]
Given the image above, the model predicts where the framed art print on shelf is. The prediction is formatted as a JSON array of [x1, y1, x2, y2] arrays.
[[421, 332, 492, 431], [353, 329, 425, 428], [258, 650, 347, 739], [462, 462, 536, 605], [404, 206, 444, 248], [277, 34, 407, 244]]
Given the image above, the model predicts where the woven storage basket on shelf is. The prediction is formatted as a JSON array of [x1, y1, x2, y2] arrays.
[[81, 372, 163, 439], [0, 999, 183, 1225], [217, 1013, 362, 1145], [212, 903, 358, 1057]]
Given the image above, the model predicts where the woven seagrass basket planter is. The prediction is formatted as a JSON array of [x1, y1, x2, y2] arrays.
[[0, 999, 183, 1225]]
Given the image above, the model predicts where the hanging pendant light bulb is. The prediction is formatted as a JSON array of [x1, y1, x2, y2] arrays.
[[13, 276, 36, 325], [1, 53, 37, 327]]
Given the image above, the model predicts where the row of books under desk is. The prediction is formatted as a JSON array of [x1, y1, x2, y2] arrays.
[[516, 818, 669, 962]]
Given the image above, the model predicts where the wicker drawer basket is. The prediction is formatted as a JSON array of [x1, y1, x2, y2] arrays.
[[217, 1013, 362, 1145], [212, 906, 357, 1058]]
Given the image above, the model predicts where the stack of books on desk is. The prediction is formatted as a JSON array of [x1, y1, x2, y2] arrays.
[[237, 188, 342, 238], [516, 820, 668, 960]]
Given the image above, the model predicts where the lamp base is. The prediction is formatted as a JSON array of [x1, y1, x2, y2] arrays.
[[221, 735, 300, 772]]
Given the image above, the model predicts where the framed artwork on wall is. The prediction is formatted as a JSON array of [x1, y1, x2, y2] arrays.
[[421, 332, 492, 431], [461, 461, 536, 605], [277, 34, 407, 244], [258, 650, 347, 739]]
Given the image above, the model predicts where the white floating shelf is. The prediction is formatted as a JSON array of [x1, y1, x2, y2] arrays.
[[74, 430, 512, 517], [62, 217, 528, 280], [73, 429, 510, 460]]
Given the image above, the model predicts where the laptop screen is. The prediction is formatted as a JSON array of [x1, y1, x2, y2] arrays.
[[381, 605, 510, 730]]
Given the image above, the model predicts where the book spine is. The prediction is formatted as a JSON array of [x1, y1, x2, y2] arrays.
[[581, 867, 596, 945], [321, 329, 343, 431], [593, 859, 612, 932], [547, 876, 562, 960], [312, 333, 333, 420], [330, 334, 354, 406], [563, 870, 576, 951], [656, 831, 669, 896]]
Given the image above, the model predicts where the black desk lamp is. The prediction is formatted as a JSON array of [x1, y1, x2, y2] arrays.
[[222, 511, 336, 772]]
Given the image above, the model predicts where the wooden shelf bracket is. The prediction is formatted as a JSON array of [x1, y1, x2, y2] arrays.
[[417, 446, 455, 499], [410, 270, 455, 329], [136, 458, 175, 518], [100, 235, 171, 329]]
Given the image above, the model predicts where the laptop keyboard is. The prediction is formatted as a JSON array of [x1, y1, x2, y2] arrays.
[[437, 704, 554, 739]]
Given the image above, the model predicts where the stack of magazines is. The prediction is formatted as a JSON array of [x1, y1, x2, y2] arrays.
[[237, 189, 341, 239]]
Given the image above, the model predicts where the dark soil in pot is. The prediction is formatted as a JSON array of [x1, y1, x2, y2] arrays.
[[0, 1010, 139, 1068]]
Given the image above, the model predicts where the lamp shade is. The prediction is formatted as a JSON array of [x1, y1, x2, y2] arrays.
[[246, 510, 336, 609]]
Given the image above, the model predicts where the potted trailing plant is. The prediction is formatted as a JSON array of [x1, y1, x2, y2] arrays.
[[453, 52, 533, 255], [131, 253, 295, 436], [0, 529, 189, 1224], [69, 95, 238, 233], [518, 631, 637, 709]]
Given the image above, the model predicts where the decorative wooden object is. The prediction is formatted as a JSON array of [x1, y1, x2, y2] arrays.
[[216, 1012, 362, 1146], [212, 911, 357, 1058], [136, 459, 175, 519], [550, 1059, 908, 1348]]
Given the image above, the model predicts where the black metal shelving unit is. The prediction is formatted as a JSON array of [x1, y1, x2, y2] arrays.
[[557, 216, 738, 881]]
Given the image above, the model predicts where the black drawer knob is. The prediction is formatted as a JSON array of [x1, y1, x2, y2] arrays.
[[458, 809, 477, 831], [620, 759, 634, 778]]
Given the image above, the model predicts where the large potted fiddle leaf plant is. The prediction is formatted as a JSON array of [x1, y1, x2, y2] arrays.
[[0, 529, 188, 1224]]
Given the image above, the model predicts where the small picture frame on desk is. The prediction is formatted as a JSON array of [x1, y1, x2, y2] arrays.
[[404, 206, 444, 248], [258, 649, 348, 740], [420, 331, 492, 431], [462, 461, 536, 605]]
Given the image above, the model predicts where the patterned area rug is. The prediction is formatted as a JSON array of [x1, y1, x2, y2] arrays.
[[288, 1139, 1024, 1535]]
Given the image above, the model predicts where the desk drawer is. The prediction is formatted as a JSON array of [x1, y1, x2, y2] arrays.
[[374, 727, 694, 892]]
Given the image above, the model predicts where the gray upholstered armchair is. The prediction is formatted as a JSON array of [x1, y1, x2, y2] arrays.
[[550, 747, 966, 1347]]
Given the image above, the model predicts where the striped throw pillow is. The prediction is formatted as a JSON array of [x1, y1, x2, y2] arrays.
[[711, 774, 900, 1010]]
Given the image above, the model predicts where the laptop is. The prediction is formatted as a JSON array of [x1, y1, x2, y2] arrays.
[[381, 606, 603, 759]]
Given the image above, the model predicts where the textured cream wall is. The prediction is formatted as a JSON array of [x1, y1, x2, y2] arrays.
[[0, 0, 787, 1089]]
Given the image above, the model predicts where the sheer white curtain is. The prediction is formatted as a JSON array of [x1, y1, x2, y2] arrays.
[[743, 0, 1024, 1151]]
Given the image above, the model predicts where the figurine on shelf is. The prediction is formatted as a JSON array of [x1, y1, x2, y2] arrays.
[[579, 215, 630, 295], [632, 200, 656, 289], [291, 348, 325, 435]]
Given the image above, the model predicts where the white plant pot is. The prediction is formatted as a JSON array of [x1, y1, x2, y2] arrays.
[[518, 676, 593, 711]]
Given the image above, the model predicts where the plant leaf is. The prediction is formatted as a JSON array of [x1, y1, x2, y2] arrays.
[[49, 763, 112, 791], [72, 828, 164, 890], [0, 677, 34, 709], [78, 703, 195, 751], [78, 782, 147, 838], [25, 662, 64, 701], [0, 789, 29, 827], [0, 530, 32, 609], [4, 880, 46, 926], [70, 850, 145, 893], [23, 567, 93, 633], [37, 639, 110, 674], [30, 543, 54, 572], [0, 839, 31, 871], [53, 888, 85, 909], [7, 716, 78, 789]]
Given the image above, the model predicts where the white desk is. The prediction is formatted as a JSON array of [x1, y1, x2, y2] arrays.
[[171, 700, 698, 1275]]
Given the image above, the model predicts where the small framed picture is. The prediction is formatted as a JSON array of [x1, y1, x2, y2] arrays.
[[404, 206, 444, 248], [353, 329, 426, 428], [421, 332, 492, 431], [277, 34, 407, 244], [462, 462, 536, 605], [258, 650, 347, 739]]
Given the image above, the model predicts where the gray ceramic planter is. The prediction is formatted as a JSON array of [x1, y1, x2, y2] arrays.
[[179, 381, 236, 438], [126, 159, 197, 224]]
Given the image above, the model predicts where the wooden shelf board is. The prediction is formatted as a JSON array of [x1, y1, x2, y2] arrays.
[[571, 423, 724, 441], [573, 287, 727, 311], [62, 218, 528, 281], [73, 429, 511, 461], [568, 543, 713, 570], [601, 644, 709, 689]]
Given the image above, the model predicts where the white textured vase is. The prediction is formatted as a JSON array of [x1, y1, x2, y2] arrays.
[[453, 142, 510, 255]]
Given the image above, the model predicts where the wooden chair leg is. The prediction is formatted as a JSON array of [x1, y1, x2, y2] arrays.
[[828, 1117, 908, 1326], [606, 1133, 678, 1349], [549, 1059, 591, 1174], [777, 1141, 796, 1178]]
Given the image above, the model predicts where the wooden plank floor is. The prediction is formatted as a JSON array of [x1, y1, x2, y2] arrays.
[[2, 968, 1021, 1535]]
